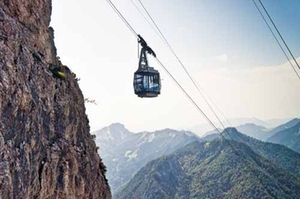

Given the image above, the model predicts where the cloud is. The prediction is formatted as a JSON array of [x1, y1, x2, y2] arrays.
[[245, 56, 300, 81], [215, 53, 229, 62], [206, 56, 300, 81]]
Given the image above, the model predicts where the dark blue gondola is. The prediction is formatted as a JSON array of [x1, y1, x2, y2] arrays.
[[134, 35, 161, 98]]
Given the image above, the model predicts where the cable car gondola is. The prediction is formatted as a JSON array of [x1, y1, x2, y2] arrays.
[[134, 35, 161, 98]]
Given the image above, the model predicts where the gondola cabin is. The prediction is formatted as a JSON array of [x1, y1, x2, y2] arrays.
[[133, 35, 161, 98], [134, 67, 161, 98]]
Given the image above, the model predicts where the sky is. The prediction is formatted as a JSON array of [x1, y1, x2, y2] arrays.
[[50, 0, 300, 132]]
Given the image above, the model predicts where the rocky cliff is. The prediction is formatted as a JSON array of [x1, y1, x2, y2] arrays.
[[0, 0, 111, 198]]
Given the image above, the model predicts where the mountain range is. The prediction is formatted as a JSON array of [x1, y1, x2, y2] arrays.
[[95, 119, 300, 198], [235, 123, 269, 140], [267, 118, 300, 139], [214, 127, 300, 178], [232, 118, 300, 153], [228, 118, 300, 142], [267, 120, 300, 153], [93, 123, 199, 194], [189, 117, 292, 136], [116, 139, 300, 199]]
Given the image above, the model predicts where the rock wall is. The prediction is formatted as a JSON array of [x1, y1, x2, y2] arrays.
[[0, 0, 111, 198]]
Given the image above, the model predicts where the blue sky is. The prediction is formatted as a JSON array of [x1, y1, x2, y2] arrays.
[[140, 0, 300, 66], [51, 0, 300, 132]]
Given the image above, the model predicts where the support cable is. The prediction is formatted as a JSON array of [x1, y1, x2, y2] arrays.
[[258, 0, 300, 70], [129, 0, 166, 45], [155, 57, 277, 198], [106, 0, 139, 38], [106, 1, 277, 196], [251, 0, 300, 79], [136, 0, 232, 130]]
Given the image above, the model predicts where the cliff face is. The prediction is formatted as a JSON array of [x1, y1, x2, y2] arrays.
[[0, 1, 111, 198]]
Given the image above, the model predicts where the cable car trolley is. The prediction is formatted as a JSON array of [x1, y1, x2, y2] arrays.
[[134, 35, 161, 98]]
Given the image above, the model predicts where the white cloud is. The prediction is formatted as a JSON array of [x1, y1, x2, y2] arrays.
[[196, 57, 300, 121], [215, 54, 229, 62]]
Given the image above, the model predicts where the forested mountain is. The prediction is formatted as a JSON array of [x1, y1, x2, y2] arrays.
[[233, 119, 300, 141], [94, 123, 199, 194], [203, 128, 300, 178], [235, 123, 269, 140], [267, 118, 300, 138], [268, 121, 300, 153], [117, 139, 300, 199], [189, 117, 268, 136]]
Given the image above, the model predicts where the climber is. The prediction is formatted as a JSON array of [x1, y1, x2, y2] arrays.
[[49, 64, 66, 79]]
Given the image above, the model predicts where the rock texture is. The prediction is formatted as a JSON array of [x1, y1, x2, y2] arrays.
[[0, 0, 111, 198]]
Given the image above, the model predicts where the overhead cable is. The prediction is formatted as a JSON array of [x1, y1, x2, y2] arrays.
[[106, 1, 277, 195], [252, 0, 300, 79], [136, 0, 232, 130], [258, 0, 300, 70], [106, 0, 139, 38], [107, 0, 237, 150], [155, 57, 276, 198], [129, 0, 166, 44]]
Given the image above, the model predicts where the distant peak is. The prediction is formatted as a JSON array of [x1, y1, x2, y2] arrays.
[[239, 123, 267, 129], [109, 123, 126, 128], [273, 118, 300, 130], [290, 118, 300, 123], [94, 123, 133, 141], [106, 123, 133, 135], [155, 128, 179, 133], [224, 127, 239, 134], [243, 123, 256, 126], [153, 128, 195, 136], [221, 127, 245, 140]]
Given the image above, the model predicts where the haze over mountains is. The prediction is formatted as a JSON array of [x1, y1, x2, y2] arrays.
[[93, 123, 199, 194], [206, 127, 300, 178], [235, 123, 269, 140], [225, 118, 300, 142], [267, 120, 300, 153], [233, 118, 300, 153], [94, 118, 300, 198], [189, 117, 292, 136], [267, 118, 300, 139]]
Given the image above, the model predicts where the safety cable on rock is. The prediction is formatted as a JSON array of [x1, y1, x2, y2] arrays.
[[106, 1, 277, 196], [251, 0, 300, 80]]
